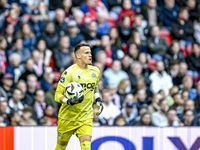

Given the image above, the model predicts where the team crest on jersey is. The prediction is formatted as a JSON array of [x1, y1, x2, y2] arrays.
[[92, 73, 97, 79], [78, 75, 81, 79], [60, 77, 65, 83], [58, 132, 62, 139], [64, 71, 67, 75]]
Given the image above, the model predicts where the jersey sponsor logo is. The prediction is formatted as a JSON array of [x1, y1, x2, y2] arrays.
[[78, 75, 81, 79], [81, 83, 95, 91], [92, 73, 97, 79], [60, 77, 65, 83]]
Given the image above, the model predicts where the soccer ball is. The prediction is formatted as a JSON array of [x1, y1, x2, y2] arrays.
[[65, 82, 83, 99]]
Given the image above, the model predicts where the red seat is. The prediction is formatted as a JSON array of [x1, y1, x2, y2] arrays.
[[159, 29, 173, 45]]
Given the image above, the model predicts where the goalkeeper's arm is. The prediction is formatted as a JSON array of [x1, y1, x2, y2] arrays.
[[94, 87, 103, 116], [55, 83, 84, 105]]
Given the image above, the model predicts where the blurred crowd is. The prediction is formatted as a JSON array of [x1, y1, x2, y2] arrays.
[[0, 0, 200, 127]]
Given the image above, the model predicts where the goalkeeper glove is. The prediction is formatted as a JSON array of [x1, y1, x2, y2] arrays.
[[95, 97, 103, 116], [63, 94, 84, 105]]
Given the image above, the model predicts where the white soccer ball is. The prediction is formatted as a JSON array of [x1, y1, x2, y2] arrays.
[[65, 82, 84, 99]]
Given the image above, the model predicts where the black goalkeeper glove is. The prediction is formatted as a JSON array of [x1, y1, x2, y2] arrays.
[[66, 94, 84, 105], [95, 97, 103, 116]]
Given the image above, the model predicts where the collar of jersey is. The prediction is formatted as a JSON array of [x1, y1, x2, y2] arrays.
[[75, 64, 89, 70]]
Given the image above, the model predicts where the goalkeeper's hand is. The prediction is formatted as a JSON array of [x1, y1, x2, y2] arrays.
[[63, 94, 84, 105], [95, 97, 103, 116]]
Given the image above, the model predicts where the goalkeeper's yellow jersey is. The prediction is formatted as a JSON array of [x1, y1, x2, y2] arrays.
[[55, 64, 100, 121]]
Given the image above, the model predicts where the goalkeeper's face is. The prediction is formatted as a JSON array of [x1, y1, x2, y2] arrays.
[[80, 46, 92, 65]]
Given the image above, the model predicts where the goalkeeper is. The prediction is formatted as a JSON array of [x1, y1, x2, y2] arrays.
[[54, 43, 103, 150]]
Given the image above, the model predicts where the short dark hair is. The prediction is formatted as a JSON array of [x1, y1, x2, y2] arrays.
[[74, 43, 90, 53]]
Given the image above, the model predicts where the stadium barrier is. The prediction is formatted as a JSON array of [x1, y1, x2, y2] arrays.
[[0, 127, 200, 150]]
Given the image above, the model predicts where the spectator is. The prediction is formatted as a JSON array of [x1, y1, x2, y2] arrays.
[[19, 58, 37, 81], [54, 8, 67, 35], [133, 14, 148, 42], [95, 50, 107, 70], [148, 93, 162, 114], [0, 0, 10, 30], [128, 30, 147, 53], [152, 98, 169, 127], [37, 1, 51, 21], [180, 76, 197, 100], [118, 15, 132, 43], [107, 84, 121, 109], [141, 0, 159, 27], [0, 112, 7, 126], [33, 89, 46, 120], [135, 103, 148, 122], [8, 88, 24, 116], [160, 0, 179, 31], [42, 21, 59, 50], [40, 67, 54, 92], [73, 9, 87, 36], [194, 83, 200, 113], [113, 114, 127, 126], [181, 90, 189, 101], [117, 79, 132, 107], [67, 20, 85, 47], [35, 37, 54, 69], [85, 21, 101, 49], [80, 0, 98, 23], [127, 43, 139, 61], [53, 35, 71, 72], [9, 111, 21, 126], [0, 100, 10, 124], [0, 37, 7, 73], [45, 72, 61, 112], [28, 9, 45, 38], [121, 54, 131, 73], [170, 93, 184, 115], [128, 61, 149, 89], [94, 35, 124, 66], [198, 113, 200, 126], [31, 50, 43, 77], [1, 23, 15, 50], [121, 102, 138, 125], [43, 104, 57, 125], [6, 53, 24, 83], [16, 79, 32, 106], [100, 89, 121, 125], [104, 60, 129, 89], [146, 25, 168, 61], [61, 0, 73, 21], [149, 61, 173, 96], [171, 8, 194, 48], [3, 8, 21, 33], [166, 86, 179, 106], [16, 23, 36, 51], [0, 73, 13, 100], [167, 108, 182, 126], [172, 62, 188, 87], [138, 52, 153, 79], [183, 109, 196, 126], [7, 37, 31, 64], [136, 89, 149, 109], [25, 74, 38, 106], [118, 0, 135, 26], [19, 106, 37, 126], [186, 0, 199, 23], [194, 15, 200, 45], [164, 40, 185, 71], [108, 27, 123, 50], [134, 112, 153, 126], [179, 99, 198, 125], [186, 42, 200, 80], [96, 11, 110, 36]]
